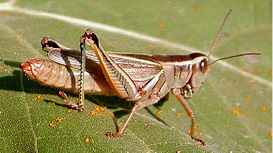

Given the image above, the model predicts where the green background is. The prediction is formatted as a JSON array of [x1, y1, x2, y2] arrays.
[[0, 0, 271, 152]]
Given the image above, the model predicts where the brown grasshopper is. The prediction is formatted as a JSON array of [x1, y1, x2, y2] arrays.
[[21, 10, 260, 145]]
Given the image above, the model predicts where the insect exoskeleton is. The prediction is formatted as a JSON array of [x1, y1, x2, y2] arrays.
[[21, 9, 260, 146]]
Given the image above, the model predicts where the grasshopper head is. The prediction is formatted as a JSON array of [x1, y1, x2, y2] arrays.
[[184, 51, 261, 98], [188, 53, 210, 93], [181, 9, 232, 98]]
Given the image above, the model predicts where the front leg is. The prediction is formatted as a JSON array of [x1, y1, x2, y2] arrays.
[[172, 88, 205, 145], [81, 29, 138, 100]]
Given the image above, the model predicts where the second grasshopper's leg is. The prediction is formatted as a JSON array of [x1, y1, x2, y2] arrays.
[[59, 91, 80, 109], [172, 88, 205, 145], [106, 98, 160, 137]]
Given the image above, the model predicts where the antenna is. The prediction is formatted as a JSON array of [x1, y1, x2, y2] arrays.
[[208, 9, 232, 57], [210, 52, 261, 65]]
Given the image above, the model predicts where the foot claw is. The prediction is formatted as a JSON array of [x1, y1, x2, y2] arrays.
[[191, 136, 205, 146], [105, 132, 112, 137], [105, 132, 121, 137]]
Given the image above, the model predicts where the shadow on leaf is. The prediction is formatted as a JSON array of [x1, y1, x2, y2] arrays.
[[3, 60, 22, 68], [1, 67, 170, 130]]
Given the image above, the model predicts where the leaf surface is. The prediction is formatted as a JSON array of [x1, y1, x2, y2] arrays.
[[0, 0, 271, 152]]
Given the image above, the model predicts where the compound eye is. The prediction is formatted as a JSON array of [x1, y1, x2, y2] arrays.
[[200, 59, 208, 73]]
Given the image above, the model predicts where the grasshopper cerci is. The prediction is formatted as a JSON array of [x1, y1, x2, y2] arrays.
[[21, 10, 260, 145]]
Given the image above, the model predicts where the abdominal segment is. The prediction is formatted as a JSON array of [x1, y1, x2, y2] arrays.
[[21, 58, 114, 96]]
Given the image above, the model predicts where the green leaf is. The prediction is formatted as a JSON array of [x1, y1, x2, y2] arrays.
[[0, 0, 271, 152]]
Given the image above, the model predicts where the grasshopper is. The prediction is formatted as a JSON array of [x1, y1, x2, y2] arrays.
[[21, 10, 260, 145]]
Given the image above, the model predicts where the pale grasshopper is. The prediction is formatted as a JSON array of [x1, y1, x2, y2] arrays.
[[21, 10, 260, 145]]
